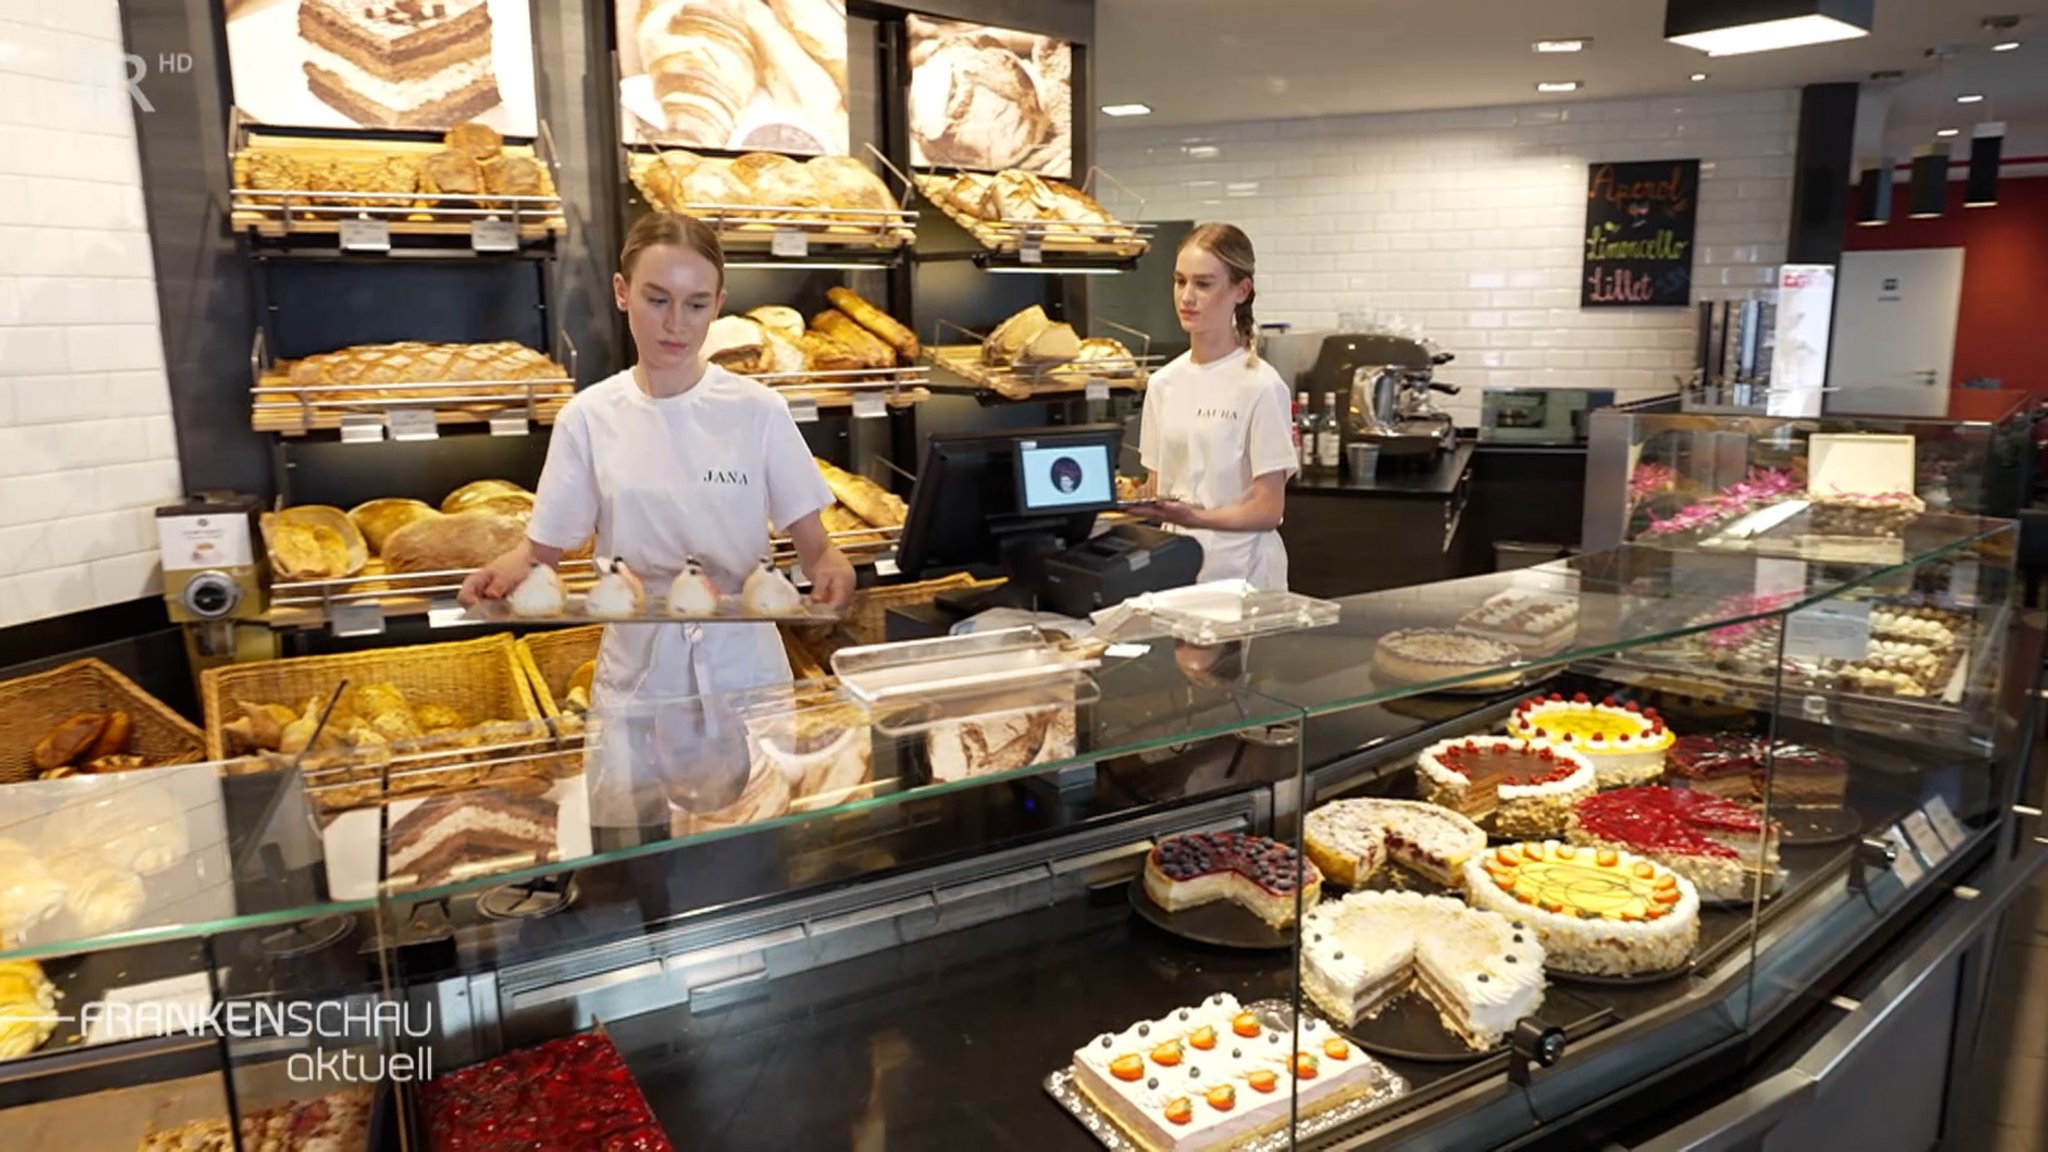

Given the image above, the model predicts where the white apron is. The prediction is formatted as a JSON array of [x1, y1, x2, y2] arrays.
[[526, 368, 833, 828]]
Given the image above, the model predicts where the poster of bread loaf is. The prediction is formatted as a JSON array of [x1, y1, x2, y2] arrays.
[[907, 15, 1072, 179], [617, 0, 852, 157], [225, 0, 539, 135]]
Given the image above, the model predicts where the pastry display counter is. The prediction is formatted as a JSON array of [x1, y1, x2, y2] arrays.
[[0, 509, 2027, 1150]]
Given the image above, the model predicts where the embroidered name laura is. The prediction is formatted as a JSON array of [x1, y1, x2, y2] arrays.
[[702, 469, 750, 485], [1194, 407, 1240, 420]]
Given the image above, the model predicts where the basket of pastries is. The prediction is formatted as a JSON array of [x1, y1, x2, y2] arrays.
[[3, 659, 206, 785], [201, 635, 553, 808], [232, 119, 565, 234]]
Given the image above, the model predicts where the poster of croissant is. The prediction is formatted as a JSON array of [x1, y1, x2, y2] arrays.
[[617, 0, 852, 157], [908, 16, 1072, 179], [224, 0, 539, 135]]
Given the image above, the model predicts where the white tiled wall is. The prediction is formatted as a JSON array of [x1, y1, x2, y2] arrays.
[[0, 0, 180, 627], [1100, 90, 1799, 423]]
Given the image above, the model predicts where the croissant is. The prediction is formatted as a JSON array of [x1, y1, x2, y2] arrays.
[[638, 0, 759, 147], [737, 0, 845, 132], [769, 0, 848, 90]]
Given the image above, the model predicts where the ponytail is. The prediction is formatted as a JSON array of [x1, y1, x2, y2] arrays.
[[1184, 222, 1261, 367]]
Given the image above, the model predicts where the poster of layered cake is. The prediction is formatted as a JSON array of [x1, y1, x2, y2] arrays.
[[907, 15, 1072, 179], [617, 0, 852, 157], [320, 776, 591, 900], [225, 0, 539, 135]]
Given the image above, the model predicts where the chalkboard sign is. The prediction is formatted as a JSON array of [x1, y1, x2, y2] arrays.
[[1582, 160, 1700, 308]]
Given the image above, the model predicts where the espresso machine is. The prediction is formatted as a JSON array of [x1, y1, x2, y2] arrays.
[[1302, 333, 1460, 464]]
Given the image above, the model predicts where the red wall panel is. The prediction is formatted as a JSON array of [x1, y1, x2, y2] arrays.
[[1842, 175, 2048, 395]]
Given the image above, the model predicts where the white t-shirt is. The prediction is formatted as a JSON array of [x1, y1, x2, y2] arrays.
[[1138, 350, 1297, 590], [528, 366, 833, 704]]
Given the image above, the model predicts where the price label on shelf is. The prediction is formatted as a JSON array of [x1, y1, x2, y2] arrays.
[[1902, 811, 1950, 865], [339, 217, 390, 252], [1754, 558, 1807, 601], [338, 413, 385, 443], [1085, 378, 1110, 402], [489, 413, 530, 437], [874, 555, 900, 577], [1926, 795, 1968, 849], [853, 392, 886, 419], [386, 408, 439, 441], [787, 396, 819, 424], [1886, 825, 1926, 886], [1019, 233, 1044, 264], [772, 229, 809, 258], [470, 218, 519, 252], [1783, 600, 1871, 663], [331, 601, 387, 638], [1947, 558, 1980, 609], [84, 971, 216, 1046]]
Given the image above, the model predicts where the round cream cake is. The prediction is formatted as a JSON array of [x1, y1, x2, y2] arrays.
[[1463, 840, 1700, 977], [1507, 693, 1673, 789], [1415, 736, 1595, 838], [1371, 630, 1525, 691]]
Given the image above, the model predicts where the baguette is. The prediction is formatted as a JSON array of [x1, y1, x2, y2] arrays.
[[810, 310, 895, 369], [826, 287, 919, 363], [815, 458, 907, 528]]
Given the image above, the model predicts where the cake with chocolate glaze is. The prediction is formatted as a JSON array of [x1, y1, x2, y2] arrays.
[[1416, 736, 1596, 837], [1666, 734, 1847, 808], [1143, 832, 1321, 929]]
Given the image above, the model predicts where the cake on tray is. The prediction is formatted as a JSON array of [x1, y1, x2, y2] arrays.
[[1456, 590, 1580, 655], [1070, 992, 1400, 1152], [1508, 693, 1673, 789], [1569, 786, 1783, 904], [1301, 890, 1546, 1050], [1303, 797, 1487, 889], [1416, 736, 1595, 838], [1371, 629, 1526, 691], [1666, 734, 1847, 808], [1143, 832, 1321, 929], [423, 1033, 671, 1151], [300, 0, 505, 129], [1465, 840, 1701, 977]]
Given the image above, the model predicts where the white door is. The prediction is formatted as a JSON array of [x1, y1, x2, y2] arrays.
[[1825, 248, 1964, 417]]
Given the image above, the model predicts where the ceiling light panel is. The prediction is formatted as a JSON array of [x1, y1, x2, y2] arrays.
[[1665, 0, 1874, 57]]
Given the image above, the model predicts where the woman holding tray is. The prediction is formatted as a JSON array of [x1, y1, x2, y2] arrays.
[[460, 211, 855, 828], [1129, 222, 1297, 590]]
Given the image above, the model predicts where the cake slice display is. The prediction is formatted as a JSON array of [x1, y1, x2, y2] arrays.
[[1507, 693, 1673, 789], [1301, 890, 1546, 1050], [1665, 734, 1848, 808], [1568, 786, 1784, 904], [386, 790, 557, 889], [300, 0, 505, 130], [1068, 992, 1403, 1152], [1303, 798, 1487, 889], [1142, 832, 1322, 929], [1465, 841, 1700, 977], [1415, 736, 1595, 838]]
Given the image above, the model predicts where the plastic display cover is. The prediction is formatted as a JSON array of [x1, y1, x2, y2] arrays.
[[1134, 582, 1343, 645]]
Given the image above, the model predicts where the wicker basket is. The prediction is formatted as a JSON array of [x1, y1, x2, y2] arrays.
[[0, 659, 206, 785], [201, 633, 540, 760], [515, 626, 604, 718], [841, 573, 1003, 646]]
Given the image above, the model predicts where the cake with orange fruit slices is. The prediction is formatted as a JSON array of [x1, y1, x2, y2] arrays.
[[1507, 693, 1673, 789], [1070, 992, 1403, 1152], [1463, 839, 1700, 977]]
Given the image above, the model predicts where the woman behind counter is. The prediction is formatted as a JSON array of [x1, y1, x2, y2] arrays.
[[1132, 222, 1297, 591]]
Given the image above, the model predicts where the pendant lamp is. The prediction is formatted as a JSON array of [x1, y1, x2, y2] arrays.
[[1908, 143, 1949, 219], [1854, 157, 1894, 225], [1665, 0, 1874, 57], [1966, 121, 2005, 207]]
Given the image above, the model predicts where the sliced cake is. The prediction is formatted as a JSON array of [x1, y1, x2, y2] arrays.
[[1143, 832, 1321, 929], [1416, 736, 1595, 838], [1569, 786, 1784, 903], [1465, 841, 1701, 977], [1303, 798, 1486, 890]]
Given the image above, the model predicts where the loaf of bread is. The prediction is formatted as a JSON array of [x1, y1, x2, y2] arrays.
[[635, 150, 701, 211], [420, 150, 482, 197], [810, 311, 895, 369], [1017, 323, 1081, 367], [797, 332, 865, 375], [444, 122, 503, 161], [825, 287, 919, 362], [747, 305, 805, 342], [381, 511, 528, 574], [441, 479, 528, 515], [285, 342, 564, 405], [706, 316, 767, 373], [731, 152, 822, 211], [349, 499, 440, 554], [806, 155, 893, 213], [815, 459, 907, 528], [984, 305, 1052, 365]]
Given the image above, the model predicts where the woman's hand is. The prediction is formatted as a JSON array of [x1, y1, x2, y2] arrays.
[[808, 547, 857, 611], [459, 540, 556, 606], [1135, 498, 1208, 530]]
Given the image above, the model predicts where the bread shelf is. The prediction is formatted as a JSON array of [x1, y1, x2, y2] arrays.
[[249, 329, 578, 436], [625, 144, 918, 260], [752, 365, 933, 410], [923, 318, 1156, 401], [913, 169, 1153, 264], [227, 109, 569, 246]]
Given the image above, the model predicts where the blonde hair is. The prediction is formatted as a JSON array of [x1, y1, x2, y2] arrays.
[[1181, 222, 1259, 364], [620, 211, 725, 288]]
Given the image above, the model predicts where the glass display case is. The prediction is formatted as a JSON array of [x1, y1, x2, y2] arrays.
[[1582, 391, 2041, 553], [0, 512, 2036, 1151]]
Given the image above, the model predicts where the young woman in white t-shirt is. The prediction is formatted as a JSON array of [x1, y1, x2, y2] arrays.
[[459, 213, 855, 821], [1133, 223, 1297, 590]]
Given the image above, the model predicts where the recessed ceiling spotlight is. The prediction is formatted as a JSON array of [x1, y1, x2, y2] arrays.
[[1101, 103, 1153, 117], [1534, 39, 1589, 53], [1536, 80, 1583, 93], [1937, 127, 1960, 137], [1690, 72, 1710, 81], [1993, 40, 2021, 51], [1957, 93, 1986, 103]]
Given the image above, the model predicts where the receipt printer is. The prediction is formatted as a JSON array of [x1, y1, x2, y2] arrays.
[[1039, 524, 1203, 618]]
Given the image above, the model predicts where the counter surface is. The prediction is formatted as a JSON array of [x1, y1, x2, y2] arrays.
[[1289, 443, 1475, 499]]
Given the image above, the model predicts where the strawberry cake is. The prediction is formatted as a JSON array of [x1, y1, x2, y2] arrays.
[[1465, 840, 1700, 976], [1416, 736, 1596, 837], [1569, 786, 1784, 904], [1302, 798, 1487, 889], [1143, 832, 1322, 929], [1071, 992, 1401, 1152], [1508, 693, 1673, 789]]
